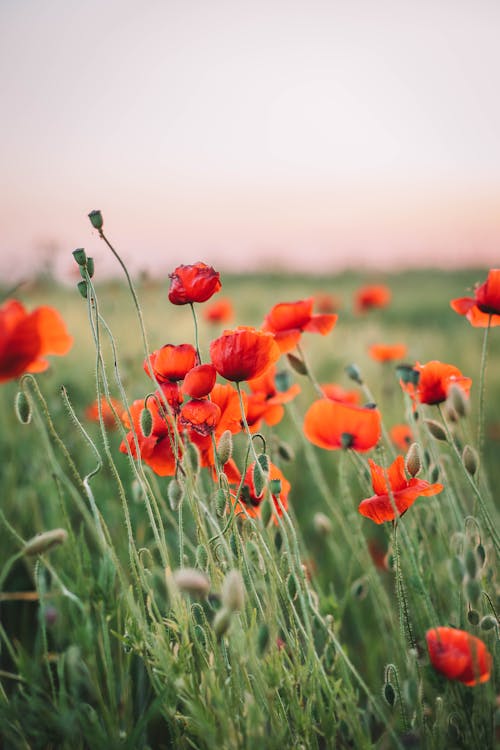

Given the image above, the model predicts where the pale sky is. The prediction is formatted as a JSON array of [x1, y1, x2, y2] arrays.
[[1, 0, 500, 280]]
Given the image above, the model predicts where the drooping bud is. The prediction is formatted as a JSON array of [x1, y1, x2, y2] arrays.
[[462, 445, 478, 476], [345, 363, 363, 384], [140, 407, 153, 437], [24, 528, 68, 556], [277, 441, 295, 462], [213, 607, 232, 638], [313, 512, 332, 536], [168, 478, 184, 511], [383, 682, 396, 707], [464, 548, 478, 580], [77, 281, 88, 299], [424, 419, 447, 441], [476, 544, 486, 567], [15, 391, 32, 424], [287, 353, 307, 375], [172, 568, 210, 598], [479, 615, 498, 631], [448, 384, 469, 418], [221, 570, 245, 612], [465, 578, 481, 605], [72, 248, 87, 266], [216, 430, 233, 465], [405, 443, 421, 477], [88, 210, 103, 230], [449, 556, 465, 584], [467, 609, 480, 626], [253, 461, 266, 498]]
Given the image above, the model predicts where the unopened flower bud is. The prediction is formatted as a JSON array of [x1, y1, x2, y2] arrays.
[[277, 441, 295, 462], [184, 440, 200, 475], [15, 391, 31, 424], [287, 353, 307, 375], [424, 419, 447, 441], [140, 407, 153, 437], [450, 556, 465, 584], [168, 478, 184, 511], [464, 548, 478, 579], [462, 445, 478, 476], [275, 370, 292, 392], [405, 443, 421, 477], [24, 528, 68, 556], [252, 461, 266, 498], [429, 464, 440, 483], [77, 281, 88, 299], [313, 512, 332, 536], [479, 615, 498, 631], [222, 569, 245, 612], [384, 682, 396, 707], [269, 478, 282, 496], [351, 577, 368, 600], [396, 364, 420, 385], [216, 430, 233, 465], [86, 257, 95, 278], [172, 568, 210, 598], [213, 607, 232, 638], [287, 574, 298, 600], [448, 384, 469, 418], [465, 578, 481, 605], [345, 363, 363, 384], [72, 248, 87, 266], [215, 488, 228, 517], [467, 609, 480, 625], [476, 543, 486, 567], [260, 498, 273, 527], [88, 210, 103, 230]]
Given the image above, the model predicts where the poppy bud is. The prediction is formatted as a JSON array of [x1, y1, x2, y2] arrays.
[[269, 478, 282, 496], [277, 441, 295, 462], [467, 609, 480, 626], [257, 623, 270, 655], [476, 543, 486, 567], [424, 419, 447, 441], [77, 281, 88, 299], [479, 615, 497, 631], [351, 577, 368, 600], [213, 607, 232, 638], [384, 682, 396, 707], [172, 568, 210, 598], [444, 403, 459, 423], [465, 578, 481, 605], [140, 407, 153, 437], [86, 257, 95, 278], [405, 442, 421, 477], [448, 384, 469, 418], [216, 430, 233, 466], [168, 478, 184, 511], [24, 528, 68, 556], [287, 573, 298, 600], [195, 544, 208, 570], [429, 464, 440, 483], [313, 512, 332, 536], [15, 391, 31, 424], [345, 363, 363, 384], [72, 248, 87, 266], [184, 440, 200, 476], [464, 549, 478, 579], [252, 462, 266, 499], [396, 364, 420, 385], [462, 445, 478, 476], [450, 556, 465, 584], [222, 570, 245, 612], [88, 210, 103, 230], [260, 498, 273, 528], [215, 488, 228, 517], [287, 353, 307, 375]]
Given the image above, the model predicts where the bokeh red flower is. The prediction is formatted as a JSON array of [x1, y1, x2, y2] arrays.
[[358, 456, 443, 524], [321, 383, 360, 405], [168, 262, 221, 305], [263, 298, 337, 353], [0, 299, 73, 383], [120, 398, 178, 476], [231, 461, 291, 521], [210, 326, 280, 382], [426, 627, 492, 686], [400, 360, 471, 406], [304, 399, 381, 451], [450, 269, 500, 327], [245, 366, 300, 431], [86, 396, 122, 430], [203, 298, 234, 324], [390, 424, 413, 452], [315, 293, 341, 314], [368, 343, 407, 362], [355, 285, 391, 313]]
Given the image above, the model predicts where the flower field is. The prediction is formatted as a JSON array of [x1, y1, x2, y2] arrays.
[[0, 222, 498, 748]]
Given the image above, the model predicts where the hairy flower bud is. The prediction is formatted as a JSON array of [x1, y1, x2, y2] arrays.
[[216, 430, 233, 466], [15, 391, 32, 424], [448, 383, 469, 418], [168, 478, 184, 511], [140, 407, 153, 437], [172, 568, 210, 598], [424, 419, 447, 441], [287, 353, 307, 375], [462, 445, 478, 476], [222, 570, 245, 612], [405, 442, 421, 477], [24, 529, 68, 556]]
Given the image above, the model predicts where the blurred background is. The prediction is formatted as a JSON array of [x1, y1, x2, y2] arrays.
[[1, 0, 500, 282]]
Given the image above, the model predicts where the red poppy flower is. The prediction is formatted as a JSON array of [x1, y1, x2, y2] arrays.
[[304, 399, 381, 452], [368, 343, 407, 362], [321, 383, 360, 405], [179, 398, 221, 436], [0, 299, 73, 383], [158, 381, 183, 414], [210, 326, 280, 382], [355, 285, 391, 313], [85, 397, 122, 430], [245, 366, 300, 431], [401, 360, 472, 406], [426, 627, 492, 686], [203, 298, 234, 324], [315, 293, 341, 314], [390, 424, 413, 452], [231, 461, 291, 521], [144, 344, 197, 383], [263, 298, 337, 353], [120, 398, 178, 476], [168, 262, 221, 305], [182, 364, 216, 398], [358, 455, 443, 524], [450, 269, 500, 327]]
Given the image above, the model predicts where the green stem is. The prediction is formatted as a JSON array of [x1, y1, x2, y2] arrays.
[[477, 314, 491, 479]]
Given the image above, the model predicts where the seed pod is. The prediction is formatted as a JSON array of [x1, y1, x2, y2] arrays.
[[345, 363, 363, 384], [86, 257, 95, 278], [424, 419, 447, 441], [257, 623, 270, 655], [448, 384, 469, 418], [269, 478, 282, 496], [313, 512, 332, 536], [77, 281, 88, 299], [168, 478, 183, 511], [462, 445, 478, 476], [222, 570, 245, 612], [277, 441, 295, 462], [15, 391, 32, 424], [467, 609, 480, 626], [24, 529, 68, 556], [140, 407, 153, 437], [213, 607, 232, 638], [287, 353, 307, 375], [88, 210, 103, 230], [405, 443, 421, 477], [172, 568, 210, 598], [384, 682, 396, 707], [216, 430, 233, 465], [479, 615, 497, 631], [72, 248, 87, 266]]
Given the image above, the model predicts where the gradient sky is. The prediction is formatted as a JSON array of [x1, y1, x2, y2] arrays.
[[1, 0, 500, 280]]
